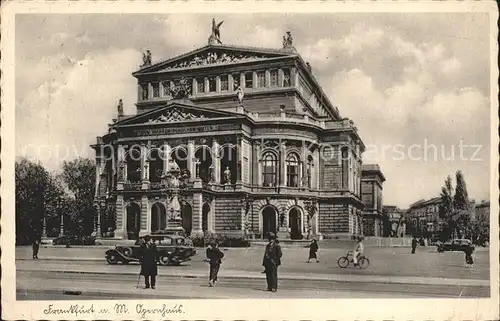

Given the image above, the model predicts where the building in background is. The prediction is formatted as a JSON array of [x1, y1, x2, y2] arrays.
[[407, 197, 442, 237], [475, 200, 490, 222], [91, 22, 381, 240], [383, 205, 407, 237], [360, 164, 385, 237]]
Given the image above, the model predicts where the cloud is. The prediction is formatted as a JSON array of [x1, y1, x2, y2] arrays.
[[16, 48, 140, 170]]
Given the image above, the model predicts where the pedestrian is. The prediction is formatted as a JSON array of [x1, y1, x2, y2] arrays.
[[32, 233, 40, 259], [206, 241, 224, 287], [464, 246, 474, 268], [352, 236, 364, 266], [411, 236, 418, 254], [139, 235, 158, 289], [262, 233, 282, 292], [307, 239, 319, 263]]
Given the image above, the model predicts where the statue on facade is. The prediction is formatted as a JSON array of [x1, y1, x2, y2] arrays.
[[282, 31, 294, 49], [142, 50, 152, 67], [194, 158, 201, 178], [223, 166, 231, 184], [117, 99, 124, 116], [236, 86, 244, 105], [208, 18, 224, 45], [118, 163, 125, 181], [208, 164, 214, 183]]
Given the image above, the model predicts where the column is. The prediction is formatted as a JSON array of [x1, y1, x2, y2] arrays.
[[240, 73, 245, 89], [212, 139, 220, 183], [140, 195, 149, 236], [192, 192, 203, 236], [204, 78, 209, 93], [228, 74, 234, 92], [252, 71, 258, 88], [94, 156, 102, 196], [141, 143, 150, 189], [188, 140, 195, 179], [292, 67, 299, 87], [265, 70, 271, 87], [163, 141, 171, 173], [114, 195, 127, 239], [192, 78, 198, 95], [96, 204, 102, 238], [255, 142, 261, 186], [236, 136, 243, 183], [278, 69, 284, 87], [148, 83, 153, 100], [279, 140, 286, 186], [216, 76, 221, 92], [301, 144, 308, 188]]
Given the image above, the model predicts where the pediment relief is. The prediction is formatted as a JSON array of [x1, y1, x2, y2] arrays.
[[160, 50, 271, 71], [147, 107, 206, 123]]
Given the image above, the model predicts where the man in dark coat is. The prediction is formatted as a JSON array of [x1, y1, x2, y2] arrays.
[[411, 236, 418, 254], [32, 232, 40, 259], [140, 235, 158, 289], [206, 241, 224, 287], [262, 233, 282, 292], [308, 239, 319, 263]]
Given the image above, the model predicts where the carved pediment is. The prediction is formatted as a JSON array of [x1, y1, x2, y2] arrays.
[[148, 107, 206, 123], [114, 102, 243, 127], [134, 45, 296, 75], [161, 51, 270, 71]]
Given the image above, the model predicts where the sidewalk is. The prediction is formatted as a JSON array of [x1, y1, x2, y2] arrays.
[[18, 261, 489, 287]]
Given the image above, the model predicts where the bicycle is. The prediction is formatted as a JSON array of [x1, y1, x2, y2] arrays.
[[337, 251, 370, 269]]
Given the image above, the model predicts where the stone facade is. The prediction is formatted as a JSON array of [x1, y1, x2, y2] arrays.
[[91, 32, 380, 240], [361, 164, 385, 237]]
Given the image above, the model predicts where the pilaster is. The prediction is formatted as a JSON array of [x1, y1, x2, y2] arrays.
[[114, 194, 127, 239], [188, 140, 195, 179], [212, 139, 220, 183]]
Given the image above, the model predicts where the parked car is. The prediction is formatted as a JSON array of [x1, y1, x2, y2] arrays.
[[53, 235, 96, 246], [105, 234, 197, 266], [437, 238, 474, 253]]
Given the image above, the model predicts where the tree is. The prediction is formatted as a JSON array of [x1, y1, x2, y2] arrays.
[[60, 158, 97, 236], [439, 175, 455, 240], [15, 159, 63, 244]]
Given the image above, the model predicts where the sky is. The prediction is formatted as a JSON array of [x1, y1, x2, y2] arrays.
[[15, 13, 492, 208]]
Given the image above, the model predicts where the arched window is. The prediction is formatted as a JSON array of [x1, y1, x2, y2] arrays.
[[261, 152, 277, 187], [286, 153, 300, 187]]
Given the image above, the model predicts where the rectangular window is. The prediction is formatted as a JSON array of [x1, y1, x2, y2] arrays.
[[270, 70, 278, 87], [197, 78, 205, 93], [257, 71, 265, 88], [162, 81, 171, 96], [220, 75, 228, 91], [244, 72, 253, 88], [208, 76, 216, 92], [282, 68, 291, 87], [232, 74, 241, 90], [152, 82, 160, 98], [141, 84, 149, 100]]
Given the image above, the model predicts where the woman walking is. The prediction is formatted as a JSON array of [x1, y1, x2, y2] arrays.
[[140, 235, 158, 289], [308, 239, 319, 263]]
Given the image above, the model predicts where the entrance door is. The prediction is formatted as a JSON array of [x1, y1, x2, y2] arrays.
[[151, 203, 167, 232], [262, 206, 277, 238], [126, 203, 141, 240], [181, 203, 193, 236], [289, 208, 302, 240], [202, 203, 210, 232]]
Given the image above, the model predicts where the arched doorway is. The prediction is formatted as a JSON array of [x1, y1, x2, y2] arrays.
[[126, 146, 141, 183], [202, 203, 210, 232], [262, 206, 277, 238], [148, 149, 164, 183], [181, 203, 193, 236], [289, 208, 302, 240], [220, 145, 237, 184], [151, 202, 167, 232], [195, 146, 213, 183], [126, 203, 141, 240]]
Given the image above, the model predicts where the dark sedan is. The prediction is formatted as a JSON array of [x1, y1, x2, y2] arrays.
[[437, 239, 474, 253]]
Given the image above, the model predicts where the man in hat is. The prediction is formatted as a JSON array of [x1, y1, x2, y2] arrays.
[[206, 241, 224, 287], [139, 235, 158, 289], [262, 232, 282, 292], [352, 236, 364, 266]]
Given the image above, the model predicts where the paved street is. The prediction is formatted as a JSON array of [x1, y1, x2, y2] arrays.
[[15, 245, 490, 299]]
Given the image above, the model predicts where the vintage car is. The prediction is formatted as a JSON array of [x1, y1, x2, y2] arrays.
[[437, 238, 474, 253], [105, 234, 197, 266]]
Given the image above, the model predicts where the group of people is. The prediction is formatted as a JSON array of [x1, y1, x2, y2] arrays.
[[411, 235, 475, 268]]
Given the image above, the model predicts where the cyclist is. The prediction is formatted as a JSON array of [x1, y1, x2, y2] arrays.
[[352, 236, 364, 266]]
